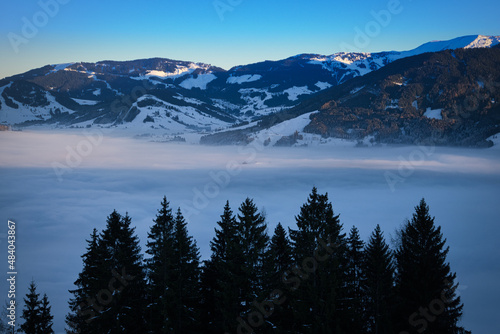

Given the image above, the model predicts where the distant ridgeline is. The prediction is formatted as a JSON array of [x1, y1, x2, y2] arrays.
[[59, 189, 468, 334], [202, 47, 500, 147], [1, 35, 499, 147]]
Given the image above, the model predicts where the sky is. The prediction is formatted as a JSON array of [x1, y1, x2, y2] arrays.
[[0, 132, 500, 333], [0, 0, 499, 79]]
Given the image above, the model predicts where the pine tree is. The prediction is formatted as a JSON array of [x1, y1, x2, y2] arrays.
[[145, 197, 175, 333], [19, 280, 41, 334], [288, 187, 345, 334], [169, 208, 201, 333], [66, 228, 105, 334], [96, 210, 147, 334], [38, 295, 54, 334], [363, 224, 395, 334], [340, 226, 365, 334], [395, 199, 464, 334]]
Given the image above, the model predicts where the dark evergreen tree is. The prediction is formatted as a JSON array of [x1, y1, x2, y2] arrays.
[[198, 260, 220, 334], [363, 224, 395, 334], [38, 295, 54, 334], [19, 280, 41, 334], [66, 228, 104, 334], [145, 197, 175, 334], [169, 208, 201, 333], [395, 199, 464, 334], [0, 301, 11, 333], [340, 226, 365, 334], [95, 210, 147, 334], [236, 198, 269, 310], [262, 223, 293, 333], [263, 223, 293, 291], [200, 201, 241, 333], [288, 187, 346, 334]]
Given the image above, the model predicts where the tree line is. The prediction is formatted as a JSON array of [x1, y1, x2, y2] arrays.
[[14, 187, 467, 334]]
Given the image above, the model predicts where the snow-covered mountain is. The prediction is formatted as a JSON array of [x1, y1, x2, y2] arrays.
[[0, 34, 498, 142]]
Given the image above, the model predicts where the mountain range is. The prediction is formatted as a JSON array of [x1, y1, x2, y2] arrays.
[[1, 34, 499, 147]]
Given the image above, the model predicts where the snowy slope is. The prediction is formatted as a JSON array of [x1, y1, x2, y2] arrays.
[[306, 35, 500, 79], [1, 34, 499, 143], [0, 82, 75, 124], [392, 35, 500, 59]]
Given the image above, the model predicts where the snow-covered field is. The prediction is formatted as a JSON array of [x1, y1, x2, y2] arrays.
[[0, 131, 499, 333]]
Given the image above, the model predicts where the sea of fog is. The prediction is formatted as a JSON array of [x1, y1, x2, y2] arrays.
[[0, 130, 499, 333]]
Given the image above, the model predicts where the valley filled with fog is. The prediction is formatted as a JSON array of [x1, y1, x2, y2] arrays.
[[0, 130, 499, 333]]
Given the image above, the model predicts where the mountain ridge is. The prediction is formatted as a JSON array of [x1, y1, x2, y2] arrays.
[[201, 47, 500, 147], [1, 34, 499, 146]]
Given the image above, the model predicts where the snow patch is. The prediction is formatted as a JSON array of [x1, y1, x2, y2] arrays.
[[487, 133, 500, 148], [385, 99, 400, 110], [424, 108, 442, 120], [0, 87, 76, 125], [284, 86, 313, 101], [350, 86, 365, 94], [315, 81, 332, 90], [251, 111, 317, 146], [226, 74, 262, 85], [179, 74, 217, 90], [51, 63, 75, 72], [173, 95, 204, 105], [131, 63, 211, 81], [71, 98, 100, 106], [120, 94, 229, 134]]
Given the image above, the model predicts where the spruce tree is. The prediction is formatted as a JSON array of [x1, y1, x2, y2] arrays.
[[236, 198, 269, 309], [169, 208, 201, 333], [288, 187, 345, 334], [66, 228, 104, 334], [38, 295, 54, 334], [262, 223, 293, 333], [0, 301, 11, 333], [145, 197, 175, 333], [200, 201, 242, 333], [199, 260, 221, 334], [340, 226, 365, 334], [0, 300, 15, 334], [96, 210, 147, 334], [363, 224, 395, 334], [395, 199, 464, 334], [19, 280, 41, 334], [263, 223, 293, 291]]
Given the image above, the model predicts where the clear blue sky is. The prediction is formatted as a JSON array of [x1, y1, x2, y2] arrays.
[[0, 0, 499, 79]]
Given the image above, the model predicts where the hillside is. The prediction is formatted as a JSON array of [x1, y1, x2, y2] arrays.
[[0, 35, 499, 146], [202, 47, 500, 147]]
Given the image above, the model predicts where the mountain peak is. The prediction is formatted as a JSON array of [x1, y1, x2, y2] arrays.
[[397, 34, 500, 58]]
